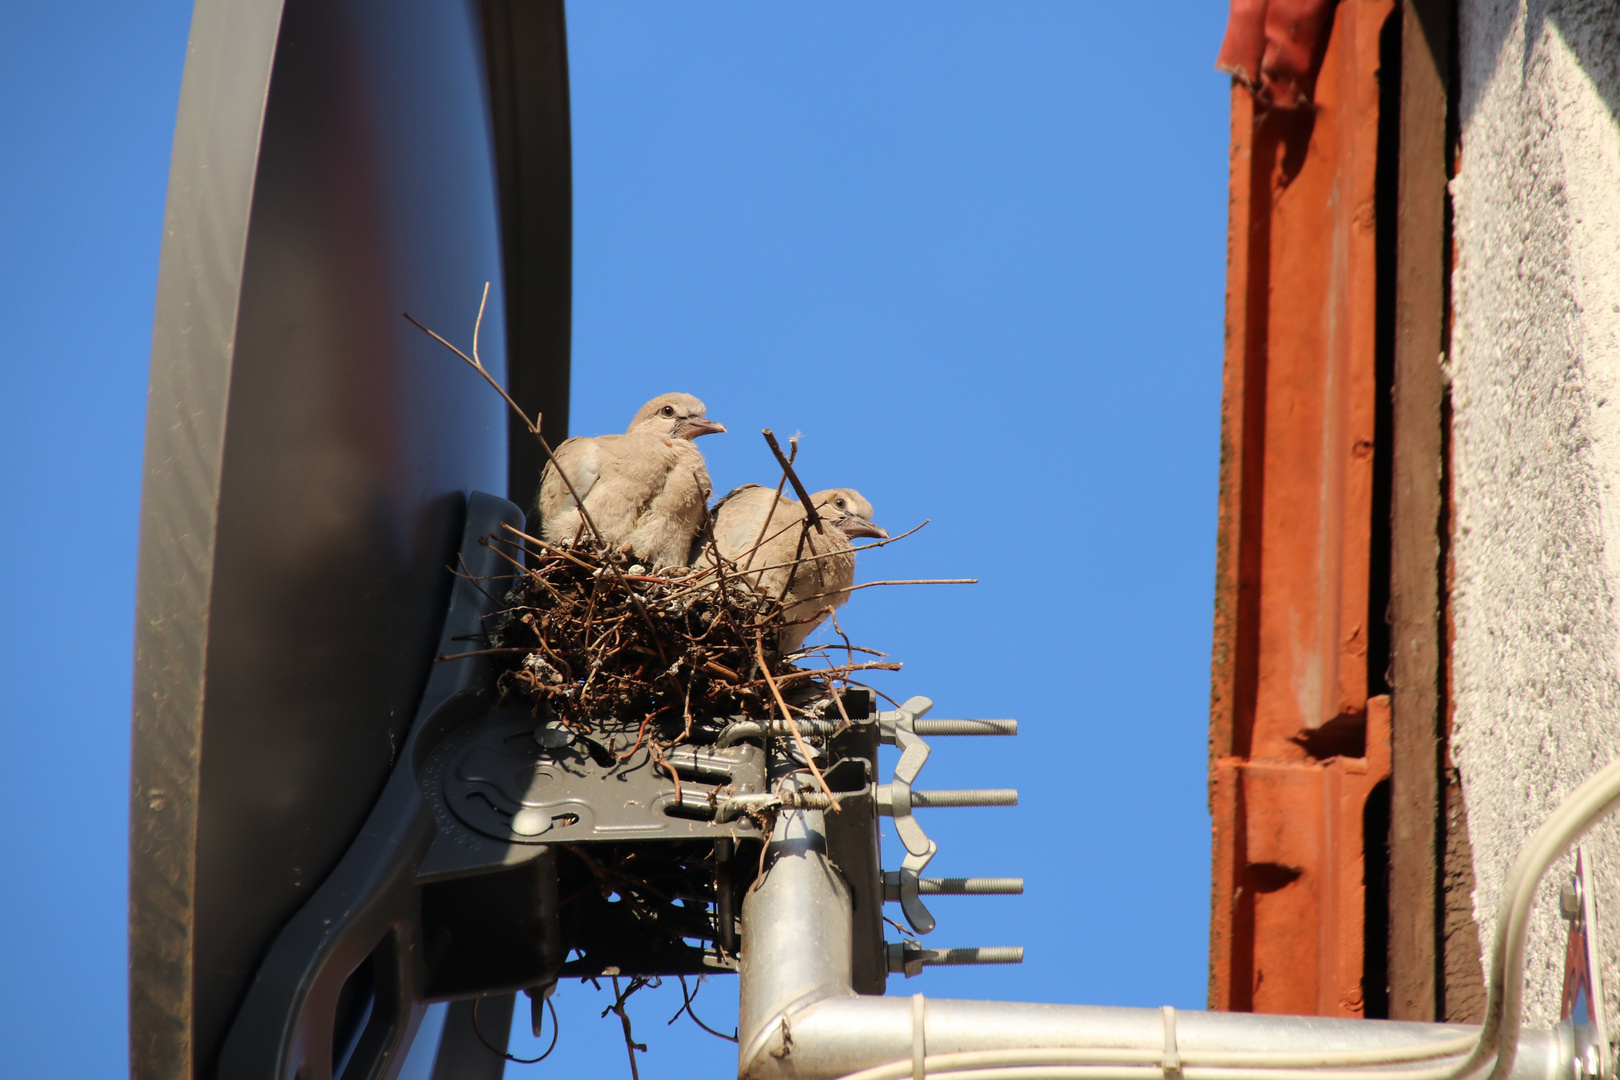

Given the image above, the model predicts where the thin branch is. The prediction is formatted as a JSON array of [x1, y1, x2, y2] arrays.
[[840, 679, 903, 711], [730, 529, 921, 580], [668, 975, 738, 1043], [606, 976, 648, 1080], [742, 437, 796, 572], [762, 429, 823, 534], [744, 662, 903, 689], [825, 672, 856, 737], [500, 522, 596, 571], [452, 552, 506, 606], [617, 706, 672, 761], [478, 534, 541, 580], [403, 284, 539, 438], [404, 293, 609, 548], [651, 742, 684, 807], [846, 577, 977, 588], [792, 578, 978, 606], [436, 647, 539, 663], [627, 644, 742, 683], [734, 513, 931, 577], [536, 429, 609, 548], [756, 634, 840, 812], [472, 994, 559, 1064], [790, 641, 888, 660], [851, 518, 931, 551], [781, 509, 828, 604]]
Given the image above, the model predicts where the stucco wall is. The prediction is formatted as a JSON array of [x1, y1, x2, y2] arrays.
[[1452, 0, 1620, 1029]]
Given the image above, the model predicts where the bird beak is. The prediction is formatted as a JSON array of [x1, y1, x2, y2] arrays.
[[839, 515, 889, 540], [675, 417, 726, 439]]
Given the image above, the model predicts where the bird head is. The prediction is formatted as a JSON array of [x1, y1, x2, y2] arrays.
[[812, 489, 888, 540], [628, 393, 726, 440]]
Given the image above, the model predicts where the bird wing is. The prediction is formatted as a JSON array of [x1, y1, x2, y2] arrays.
[[712, 484, 795, 562], [538, 436, 604, 520], [777, 526, 856, 652], [712, 483, 766, 515]]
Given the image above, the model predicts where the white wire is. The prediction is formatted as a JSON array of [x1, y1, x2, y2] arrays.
[[833, 1044, 1479, 1080], [833, 1049, 1487, 1080], [830, 750, 1620, 1080], [923, 1071, 1473, 1080], [1190, 1040, 1477, 1067], [836, 1064, 1493, 1080], [1471, 752, 1620, 1080]]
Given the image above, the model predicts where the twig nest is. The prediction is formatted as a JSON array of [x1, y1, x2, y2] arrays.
[[487, 532, 847, 734]]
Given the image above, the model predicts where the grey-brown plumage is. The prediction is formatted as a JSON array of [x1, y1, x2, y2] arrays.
[[538, 393, 725, 568], [710, 485, 887, 652]]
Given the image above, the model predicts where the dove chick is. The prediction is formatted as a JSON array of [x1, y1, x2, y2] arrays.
[[710, 485, 887, 652], [537, 393, 726, 568]]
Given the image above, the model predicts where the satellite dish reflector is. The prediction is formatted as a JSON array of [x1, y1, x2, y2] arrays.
[[129, 0, 570, 1075]]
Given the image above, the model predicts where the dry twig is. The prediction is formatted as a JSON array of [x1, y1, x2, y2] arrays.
[[756, 635, 841, 812], [605, 976, 649, 1080], [669, 975, 738, 1043], [762, 428, 823, 534], [742, 437, 796, 572]]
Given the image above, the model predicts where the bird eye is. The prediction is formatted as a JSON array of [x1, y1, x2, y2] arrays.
[[835, 498, 846, 509], [661, 405, 675, 417]]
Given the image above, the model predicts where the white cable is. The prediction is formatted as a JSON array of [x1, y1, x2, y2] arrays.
[[835, 1058, 1492, 1080], [1471, 752, 1620, 1080], [834, 1049, 1480, 1080], [923, 1072, 1444, 1080], [1190, 1039, 1477, 1067]]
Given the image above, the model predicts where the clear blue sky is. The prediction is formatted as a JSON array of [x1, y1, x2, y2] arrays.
[[0, 3, 1230, 1077]]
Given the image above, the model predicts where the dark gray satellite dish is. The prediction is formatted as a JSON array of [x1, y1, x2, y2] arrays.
[[128, 1, 571, 1077]]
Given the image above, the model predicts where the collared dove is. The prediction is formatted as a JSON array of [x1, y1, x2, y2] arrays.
[[710, 485, 887, 652], [537, 393, 726, 568]]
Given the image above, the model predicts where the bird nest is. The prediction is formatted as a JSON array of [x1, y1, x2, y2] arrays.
[[476, 523, 899, 750], [404, 295, 974, 1051]]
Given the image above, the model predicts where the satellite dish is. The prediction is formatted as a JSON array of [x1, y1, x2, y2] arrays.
[[128, 1, 571, 1076]]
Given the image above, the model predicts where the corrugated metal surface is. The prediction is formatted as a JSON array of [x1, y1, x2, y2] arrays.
[[1208, 0, 1395, 1017]]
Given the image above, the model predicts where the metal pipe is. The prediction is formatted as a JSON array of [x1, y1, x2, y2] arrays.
[[738, 797, 854, 1057], [736, 777, 1571, 1080]]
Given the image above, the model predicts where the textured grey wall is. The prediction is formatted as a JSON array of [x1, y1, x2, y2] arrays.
[[1452, 0, 1620, 1030]]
